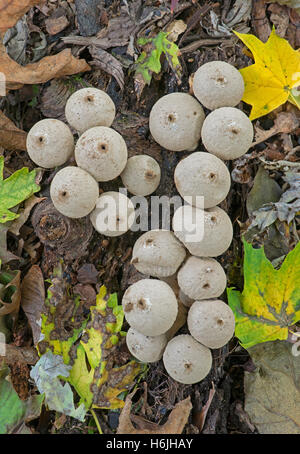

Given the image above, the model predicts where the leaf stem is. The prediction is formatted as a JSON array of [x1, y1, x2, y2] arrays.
[[91, 409, 103, 434]]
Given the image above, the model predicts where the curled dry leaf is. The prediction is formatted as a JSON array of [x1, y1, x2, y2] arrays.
[[0, 271, 21, 319], [117, 394, 192, 434], [21, 265, 45, 345], [0, 111, 27, 151], [89, 45, 124, 90], [0, 0, 42, 34], [9, 195, 45, 236], [253, 111, 300, 146]]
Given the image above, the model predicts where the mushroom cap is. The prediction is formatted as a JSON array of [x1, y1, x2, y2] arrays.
[[90, 191, 135, 237], [177, 256, 227, 300], [193, 61, 245, 110], [201, 107, 253, 160], [178, 289, 194, 308], [26, 119, 74, 168], [65, 87, 116, 134], [75, 126, 128, 182], [122, 279, 178, 336], [163, 334, 212, 384], [132, 230, 186, 277], [172, 205, 233, 257], [50, 166, 99, 218], [174, 152, 231, 209], [187, 299, 235, 349], [149, 93, 205, 152], [121, 155, 161, 196], [126, 327, 168, 363]]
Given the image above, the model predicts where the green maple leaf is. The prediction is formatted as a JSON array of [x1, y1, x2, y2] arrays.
[[0, 156, 40, 223], [228, 239, 300, 349]]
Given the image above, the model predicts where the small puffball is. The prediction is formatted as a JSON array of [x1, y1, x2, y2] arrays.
[[179, 290, 194, 308], [188, 300, 235, 349], [172, 205, 233, 257], [174, 152, 231, 209], [121, 155, 161, 196], [75, 126, 128, 182], [201, 107, 254, 160], [149, 93, 205, 152], [65, 87, 115, 134], [177, 256, 227, 300], [163, 334, 212, 384], [90, 191, 135, 237], [122, 279, 178, 336], [126, 327, 168, 363], [26, 119, 74, 168], [193, 61, 245, 110], [50, 166, 99, 218], [132, 230, 186, 277]]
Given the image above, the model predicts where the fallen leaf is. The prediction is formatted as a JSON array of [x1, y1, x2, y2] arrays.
[[0, 45, 90, 91], [0, 0, 42, 34], [0, 270, 21, 318], [9, 195, 44, 236], [0, 224, 19, 264], [235, 28, 300, 120], [272, 0, 300, 15], [21, 265, 45, 345], [117, 394, 192, 434], [246, 165, 282, 215], [252, 111, 300, 146], [0, 111, 27, 151], [228, 239, 300, 349], [89, 45, 124, 90], [0, 156, 40, 223], [244, 341, 300, 434]]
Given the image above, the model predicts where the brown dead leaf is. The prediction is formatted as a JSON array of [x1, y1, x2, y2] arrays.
[[21, 265, 45, 345], [9, 195, 45, 236], [0, 271, 21, 319], [0, 45, 91, 91], [89, 45, 124, 90], [0, 224, 19, 264], [192, 383, 216, 432], [117, 394, 192, 434], [253, 111, 300, 146], [0, 111, 27, 151], [0, 0, 42, 34]]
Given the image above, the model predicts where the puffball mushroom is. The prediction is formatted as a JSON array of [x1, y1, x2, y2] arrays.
[[126, 327, 168, 363], [75, 126, 128, 182], [65, 87, 116, 134], [26, 119, 74, 168], [163, 334, 212, 384], [174, 152, 231, 209], [193, 61, 245, 110], [179, 290, 194, 308], [90, 191, 135, 237], [201, 107, 254, 160], [121, 155, 161, 196], [131, 230, 186, 277], [149, 93, 205, 152], [172, 205, 233, 257], [177, 256, 227, 300], [50, 166, 99, 218], [122, 279, 178, 336], [188, 300, 235, 349]]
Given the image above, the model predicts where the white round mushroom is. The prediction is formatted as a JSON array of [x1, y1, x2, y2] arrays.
[[178, 289, 194, 308], [163, 334, 212, 384], [121, 155, 161, 196], [90, 191, 135, 237], [131, 230, 186, 277], [188, 299, 235, 349], [65, 87, 116, 134], [177, 256, 227, 300], [149, 93, 205, 152], [122, 279, 178, 336], [26, 119, 74, 168], [75, 126, 128, 182], [50, 166, 99, 218], [126, 327, 168, 363], [193, 61, 245, 110], [201, 107, 254, 160], [174, 152, 231, 209], [172, 205, 233, 257]]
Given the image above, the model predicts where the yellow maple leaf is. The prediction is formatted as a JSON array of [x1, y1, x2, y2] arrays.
[[235, 28, 300, 120]]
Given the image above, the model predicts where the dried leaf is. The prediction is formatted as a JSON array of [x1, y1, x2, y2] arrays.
[[0, 111, 27, 151], [117, 394, 192, 434], [89, 45, 124, 89], [0, 270, 21, 317], [0, 224, 19, 264], [253, 111, 300, 146], [21, 265, 45, 345], [0, 0, 41, 34], [0, 44, 90, 91], [9, 195, 44, 236]]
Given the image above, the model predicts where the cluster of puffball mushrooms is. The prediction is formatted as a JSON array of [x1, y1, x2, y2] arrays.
[[26, 60, 254, 385]]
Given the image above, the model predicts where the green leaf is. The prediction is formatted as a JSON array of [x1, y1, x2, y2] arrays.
[[135, 31, 182, 85], [0, 364, 44, 434], [228, 239, 300, 349], [30, 351, 86, 422], [0, 156, 40, 223]]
